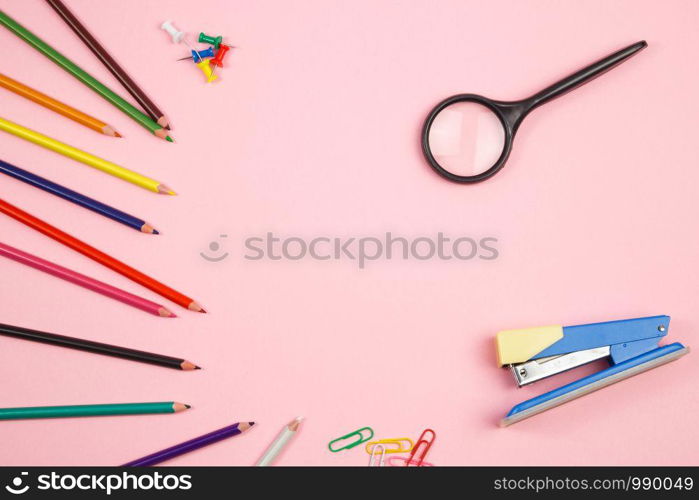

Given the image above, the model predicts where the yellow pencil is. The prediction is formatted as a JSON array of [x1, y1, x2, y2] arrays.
[[0, 117, 174, 194]]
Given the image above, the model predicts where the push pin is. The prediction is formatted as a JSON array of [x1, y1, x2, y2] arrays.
[[208, 44, 231, 80], [198, 32, 223, 49], [177, 47, 215, 63], [161, 21, 186, 43], [195, 59, 218, 83]]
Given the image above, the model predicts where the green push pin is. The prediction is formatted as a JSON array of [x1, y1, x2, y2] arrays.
[[198, 32, 223, 49]]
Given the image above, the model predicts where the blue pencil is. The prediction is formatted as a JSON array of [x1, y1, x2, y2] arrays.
[[0, 158, 158, 234]]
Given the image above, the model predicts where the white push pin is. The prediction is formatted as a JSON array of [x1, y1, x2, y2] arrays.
[[161, 20, 186, 44]]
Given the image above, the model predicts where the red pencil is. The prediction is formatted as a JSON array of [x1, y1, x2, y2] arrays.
[[0, 198, 204, 312]]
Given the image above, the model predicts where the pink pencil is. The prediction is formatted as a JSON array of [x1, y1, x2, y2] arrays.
[[0, 242, 175, 317]]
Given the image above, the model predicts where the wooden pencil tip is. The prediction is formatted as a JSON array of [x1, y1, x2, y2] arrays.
[[141, 223, 158, 234], [238, 422, 255, 432], [287, 417, 303, 431], [158, 307, 177, 317], [157, 184, 177, 195], [157, 116, 170, 129], [188, 301, 206, 313], [103, 125, 122, 137]]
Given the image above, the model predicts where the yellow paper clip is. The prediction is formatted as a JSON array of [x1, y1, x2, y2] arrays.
[[195, 59, 218, 83], [368, 444, 386, 466], [328, 427, 374, 452], [364, 437, 414, 455]]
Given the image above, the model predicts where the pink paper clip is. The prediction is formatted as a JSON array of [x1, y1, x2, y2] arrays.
[[405, 429, 436, 467], [388, 456, 434, 467]]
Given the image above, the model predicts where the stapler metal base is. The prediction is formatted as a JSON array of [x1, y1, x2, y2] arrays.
[[501, 343, 689, 427]]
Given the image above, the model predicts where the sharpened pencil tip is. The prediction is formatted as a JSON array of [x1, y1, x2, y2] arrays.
[[158, 307, 176, 317], [249, 422, 255, 426], [114, 132, 122, 138], [157, 184, 176, 195], [185, 404, 191, 409], [152, 229, 160, 235], [166, 136, 174, 142], [188, 302, 206, 313]]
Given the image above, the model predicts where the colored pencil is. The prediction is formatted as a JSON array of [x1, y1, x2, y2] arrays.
[[0, 242, 174, 317], [0, 10, 172, 141], [0, 117, 174, 194], [0, 199, 205, 312], [123, 422, 255, 466], [0, 73, 120, 137], [0, 402, 189, 420], [256, 417, 303, 466], [0, 323, 198, 369], [0, 159, 158, 233], [46, 0, 171, 129]]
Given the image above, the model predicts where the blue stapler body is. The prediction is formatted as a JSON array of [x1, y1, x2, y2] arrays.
[[495, 315, 689, 426]]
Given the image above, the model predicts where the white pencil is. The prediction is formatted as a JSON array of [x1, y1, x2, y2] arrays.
[[255, 417, 303, 466]]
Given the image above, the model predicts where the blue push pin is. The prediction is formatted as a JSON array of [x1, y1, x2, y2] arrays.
[[177, 47, 215, 63]]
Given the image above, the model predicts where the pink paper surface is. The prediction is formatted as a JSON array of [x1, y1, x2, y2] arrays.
[[0, 0, 698, 466]]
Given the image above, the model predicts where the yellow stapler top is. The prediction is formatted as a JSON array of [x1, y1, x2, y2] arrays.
[[495, 325, 563, 366]]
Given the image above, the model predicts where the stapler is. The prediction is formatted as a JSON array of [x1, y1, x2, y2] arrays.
[[496, 315, 689, 427]]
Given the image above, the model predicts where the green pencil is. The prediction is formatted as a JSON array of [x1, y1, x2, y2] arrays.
[[0, 402, 189, 420], [0, 9, 172, 142]]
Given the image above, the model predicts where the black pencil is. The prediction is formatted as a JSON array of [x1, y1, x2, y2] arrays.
[[0, 323, 200, 370]]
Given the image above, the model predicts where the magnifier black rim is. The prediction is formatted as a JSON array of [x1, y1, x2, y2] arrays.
[[422, 94, 514, 184]]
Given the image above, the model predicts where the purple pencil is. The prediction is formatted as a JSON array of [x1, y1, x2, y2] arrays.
[[122, 422, 255, 466]]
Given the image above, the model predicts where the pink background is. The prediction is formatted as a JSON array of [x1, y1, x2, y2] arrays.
[[1, 0, 698, 466]]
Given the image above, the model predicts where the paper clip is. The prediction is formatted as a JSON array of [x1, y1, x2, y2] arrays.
[[368, 444, 386, 466], [405, 429, 436, 466], [327, 427, 374, 452], [388, 456, 434, 467], [364, 437, 413, 455]]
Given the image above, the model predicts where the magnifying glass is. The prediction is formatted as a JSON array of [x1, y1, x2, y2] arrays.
[[422, 41, 647, 183]]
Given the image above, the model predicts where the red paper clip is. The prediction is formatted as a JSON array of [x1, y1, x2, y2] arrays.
[[405, 429, 436, 466]]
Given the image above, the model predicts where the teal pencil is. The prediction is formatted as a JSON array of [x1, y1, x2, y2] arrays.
[[0, 402, 189, 420]]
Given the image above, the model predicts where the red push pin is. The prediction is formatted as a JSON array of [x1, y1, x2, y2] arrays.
[[209, 44, 231, 80]]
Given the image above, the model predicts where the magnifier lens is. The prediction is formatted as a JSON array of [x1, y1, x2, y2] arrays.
[[427, 101, 505, 177]]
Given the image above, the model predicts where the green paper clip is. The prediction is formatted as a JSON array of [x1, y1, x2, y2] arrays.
[[328, 427, 374, 452]]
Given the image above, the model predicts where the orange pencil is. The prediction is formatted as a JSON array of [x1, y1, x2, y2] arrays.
[[0, 198, 205, 313], [0, 73, 120, 137]]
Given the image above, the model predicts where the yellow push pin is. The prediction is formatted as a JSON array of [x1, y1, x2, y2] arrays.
[[195, 59, 218, 83]]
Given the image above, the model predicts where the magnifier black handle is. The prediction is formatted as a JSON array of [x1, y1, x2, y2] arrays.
[[525, 40, 647, 112]]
